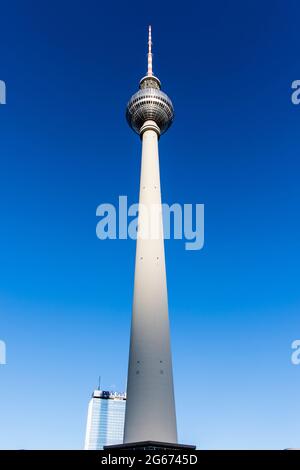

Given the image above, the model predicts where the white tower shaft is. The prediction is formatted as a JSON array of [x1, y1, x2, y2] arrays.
[[124, 122, 177, 443]]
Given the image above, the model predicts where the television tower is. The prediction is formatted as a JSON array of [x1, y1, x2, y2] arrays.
[[124, 26, 177, 444]]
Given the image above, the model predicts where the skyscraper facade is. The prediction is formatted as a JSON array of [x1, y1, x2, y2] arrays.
[[123, 26, 177, 445], [84, 390, 126, 449]]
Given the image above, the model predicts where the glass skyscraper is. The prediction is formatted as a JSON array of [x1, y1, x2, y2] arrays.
[[84, 390, 126, 450]]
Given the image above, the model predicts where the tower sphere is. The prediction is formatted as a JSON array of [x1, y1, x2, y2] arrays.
[[126, 26, 174, 136], [126, 78, 174, 136]]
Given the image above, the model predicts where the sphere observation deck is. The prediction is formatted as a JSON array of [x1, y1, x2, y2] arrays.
[[126, 85, 174, 136], [126, 26, 174, 136]]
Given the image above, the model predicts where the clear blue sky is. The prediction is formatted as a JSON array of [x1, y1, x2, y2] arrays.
[[0, 0, 299, 449]]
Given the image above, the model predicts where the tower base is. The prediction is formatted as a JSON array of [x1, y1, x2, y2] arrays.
[[104, 441, 196, 451]]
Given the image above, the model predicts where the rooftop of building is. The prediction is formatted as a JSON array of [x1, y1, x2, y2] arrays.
[[92, 390, 126, 400]]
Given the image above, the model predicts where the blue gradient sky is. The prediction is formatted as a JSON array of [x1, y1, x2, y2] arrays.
[[0, 0, 299, 449]]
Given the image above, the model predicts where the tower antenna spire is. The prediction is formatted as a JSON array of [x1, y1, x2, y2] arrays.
[[147, 25, 153, 77]]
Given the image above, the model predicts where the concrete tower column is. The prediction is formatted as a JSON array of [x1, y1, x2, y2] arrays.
[[123, 120, 177, 443]]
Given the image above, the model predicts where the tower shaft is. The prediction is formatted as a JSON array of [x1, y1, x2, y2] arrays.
[[124, 122, 177, 443]]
